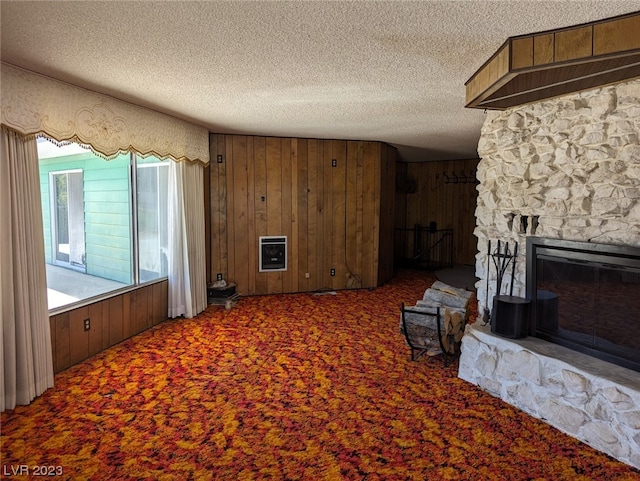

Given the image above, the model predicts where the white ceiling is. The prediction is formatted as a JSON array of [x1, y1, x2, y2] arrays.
[[2, 1, 639, 162]]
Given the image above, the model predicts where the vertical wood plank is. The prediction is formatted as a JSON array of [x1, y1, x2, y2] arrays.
[[204, 161, 211, 283], [307, 139, 319, 292], [372, 142, 382, 285], [55, 312, 70, 372], [69, 306, 89, 366], [332, 140, 347, 289], [361, 142, 377, 287], [225, 137, 236, 286], [354, 142, 364, 282], [246, 136, 257, 295], [232, 135, 249, 295], [122, 292, 132, 339], [281, 139, 293, 293], [290, 139, 300, 292], [101, 298, 111, 349], [254, 136, 268, 295], [49, 316, 58, 373], [210, 135, 229, 279], [134, 288, 149, 335], [266, 137, 283, 293], [160, 279, 169, 324], [322, 140, 333, 290], [88, 302, 103, 357], [49, 316, 57, 373], [345, 141, 359, 288], [296, 139, 309, 291], [377, 144, 396, 284], [108, 295, 123, 346]]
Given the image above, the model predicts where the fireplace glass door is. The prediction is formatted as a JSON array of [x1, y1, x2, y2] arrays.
[[535, 256, 640, 364], [527, 237, 640, 372]]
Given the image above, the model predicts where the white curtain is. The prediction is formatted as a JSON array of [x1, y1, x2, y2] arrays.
[[0, 128, 54, 412], [167, 160, 207, 318]]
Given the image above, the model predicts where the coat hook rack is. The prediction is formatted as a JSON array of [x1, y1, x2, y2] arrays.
[[444, 169, 478, 184]]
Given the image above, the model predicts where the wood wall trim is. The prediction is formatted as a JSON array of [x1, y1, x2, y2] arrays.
[[466, 12, 640, 110]]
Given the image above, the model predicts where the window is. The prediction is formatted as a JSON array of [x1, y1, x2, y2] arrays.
[[37, 137, 169, 310], [137, 161, 169, 282]]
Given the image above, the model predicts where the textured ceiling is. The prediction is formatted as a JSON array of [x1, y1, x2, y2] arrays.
[[2, 1, 639, 162]]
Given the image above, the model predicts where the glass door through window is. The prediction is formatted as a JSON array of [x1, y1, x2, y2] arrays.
[[51, 170, 86, 270]]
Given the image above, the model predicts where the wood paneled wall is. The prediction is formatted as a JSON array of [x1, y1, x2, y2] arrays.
[[396, 159, 479, 266], [49, 280, 168, 373], [208, 134, 396, 296]]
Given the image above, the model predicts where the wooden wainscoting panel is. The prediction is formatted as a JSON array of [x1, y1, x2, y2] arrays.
[[88, 301, 104, 357], [152, 280, 168, 326], [101, 298, 111, 349], [55, 312, 70, 372], [69, 306, 89, 366], [109, 295, 124, 346], [131, 288, 149, 335], [49, 317, 57, 373]]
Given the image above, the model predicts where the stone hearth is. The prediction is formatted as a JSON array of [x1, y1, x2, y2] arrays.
[[459, 324, 640, 469]]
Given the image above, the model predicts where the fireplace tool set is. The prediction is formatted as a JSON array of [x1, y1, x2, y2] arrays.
[[482, 239, 518, 326]]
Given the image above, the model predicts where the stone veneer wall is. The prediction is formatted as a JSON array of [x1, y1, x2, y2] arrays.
[[473, 78, 640, 312], [460, 78, 640, 469]]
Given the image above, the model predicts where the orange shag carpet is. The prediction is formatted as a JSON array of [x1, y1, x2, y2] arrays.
[[2, 270, 639, 480]]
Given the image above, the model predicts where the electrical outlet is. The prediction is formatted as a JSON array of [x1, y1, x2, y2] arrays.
[[330, 268, 335, 276], [331, 159, 337, 167], [217, 154, 223, 163], [217, 273, 223, 281], [83, 318, 90, 331], [305, 272, 310, 279]]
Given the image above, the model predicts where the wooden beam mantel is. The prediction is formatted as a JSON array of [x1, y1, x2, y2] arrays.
[[465, 12, 640, 110]]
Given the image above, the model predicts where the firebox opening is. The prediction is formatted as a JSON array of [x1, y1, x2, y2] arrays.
[[526, 237, 640, 373]]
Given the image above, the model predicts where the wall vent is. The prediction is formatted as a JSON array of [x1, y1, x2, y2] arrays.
[[259, 236, 287, 272]]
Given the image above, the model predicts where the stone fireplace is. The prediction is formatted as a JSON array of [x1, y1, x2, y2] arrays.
[[458, 78, 640, 469]]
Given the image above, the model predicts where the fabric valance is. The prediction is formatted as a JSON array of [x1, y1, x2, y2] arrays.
[[1, 63, 209, 164]]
